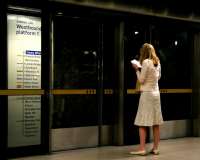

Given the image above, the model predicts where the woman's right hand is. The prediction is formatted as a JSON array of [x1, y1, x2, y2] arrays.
[[132, 63, 139, 71]]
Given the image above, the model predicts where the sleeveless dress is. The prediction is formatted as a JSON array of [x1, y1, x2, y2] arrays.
[[134, 59, 163, 126]]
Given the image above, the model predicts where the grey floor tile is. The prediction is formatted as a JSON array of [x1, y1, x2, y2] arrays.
[[10, 137, 200, 160]]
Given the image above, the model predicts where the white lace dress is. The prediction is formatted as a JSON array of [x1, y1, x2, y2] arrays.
[[134, 59, 164, 126]]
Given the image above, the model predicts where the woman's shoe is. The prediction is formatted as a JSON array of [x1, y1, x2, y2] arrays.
[[129, 150, 146, 156], [150, 149, 159, 155]]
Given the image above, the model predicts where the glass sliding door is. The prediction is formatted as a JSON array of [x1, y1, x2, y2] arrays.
[[151, 22, 192, 121], [124, 18, 193, 143], [51, 16, 100, 150], [51, 14, 116, 150]]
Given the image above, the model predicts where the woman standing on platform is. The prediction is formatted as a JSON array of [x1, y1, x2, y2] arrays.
[[130, 43, 163, 155]]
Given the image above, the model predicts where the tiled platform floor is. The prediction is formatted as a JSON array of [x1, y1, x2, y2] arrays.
[[10, 137, 200, 160]]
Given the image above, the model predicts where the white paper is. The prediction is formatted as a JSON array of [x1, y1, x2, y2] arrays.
[[131, 59, 142, 68]]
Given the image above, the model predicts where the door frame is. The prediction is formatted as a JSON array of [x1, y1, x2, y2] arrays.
[[0, 0, 8, 159]]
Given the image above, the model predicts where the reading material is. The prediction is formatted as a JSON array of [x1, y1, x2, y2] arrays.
[[131, 59, 142, 68]]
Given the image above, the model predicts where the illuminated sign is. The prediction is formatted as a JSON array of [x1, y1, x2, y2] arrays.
[[7, 14, 41, 147]]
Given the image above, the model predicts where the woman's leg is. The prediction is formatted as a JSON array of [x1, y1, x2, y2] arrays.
[[139, 126, 147, 150], [152, 125, 160, 150]]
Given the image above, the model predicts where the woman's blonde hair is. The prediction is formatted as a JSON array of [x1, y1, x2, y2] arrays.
[[139, 43, 160, 66]]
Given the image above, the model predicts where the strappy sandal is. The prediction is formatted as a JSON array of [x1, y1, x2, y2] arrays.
[[150, 149, 159, 155]]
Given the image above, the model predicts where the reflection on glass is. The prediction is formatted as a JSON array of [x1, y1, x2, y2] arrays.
[[54, 18, 98, 89], [102, 24, 115, 125], [52, 95, 97, 128], [53, 18, 99, 128], [152, 24, 192, 120], [152, 28, 191, 88], [124, 24, 147, 89]]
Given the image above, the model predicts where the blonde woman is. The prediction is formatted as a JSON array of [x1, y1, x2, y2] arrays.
[[130, 43, 163, 155]]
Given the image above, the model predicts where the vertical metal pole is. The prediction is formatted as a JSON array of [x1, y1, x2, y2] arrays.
[[98, 23, 104, 146], [49, 13, 54, 153], [113, 21, 125, 145], [192, 33, 200, 136], [41, 0, 51, 154]]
